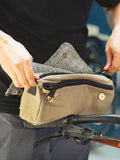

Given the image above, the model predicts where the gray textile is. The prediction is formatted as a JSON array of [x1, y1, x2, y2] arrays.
[[44, 42, 92, 73], [0, 112, 90, 160], [5, 42, 92, 96]]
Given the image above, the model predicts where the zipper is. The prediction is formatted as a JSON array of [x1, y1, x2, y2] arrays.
[[39, 72, 71, 79], [39, 71, 110, 79], [43, 79, 113, 102]]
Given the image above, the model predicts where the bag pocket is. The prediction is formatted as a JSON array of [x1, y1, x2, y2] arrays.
[[19, 85, 42, 125], [43, 78, 113, 102]]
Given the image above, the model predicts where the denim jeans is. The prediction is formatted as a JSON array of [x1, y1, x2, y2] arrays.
[[0, 112, 90, 160]]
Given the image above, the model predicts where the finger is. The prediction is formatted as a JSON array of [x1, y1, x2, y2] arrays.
[[34, 75, 40, 80], [104, 48, 112, 71], [108, 54, 120, 73], [109, 72, 115, 76], [15, 66, 31, 89], [0, 61, 23, 88], [24, 61, 36, 87], [7, 70, 23, 88], [12, 76, 23, 88], [106, 64, 116, 75]]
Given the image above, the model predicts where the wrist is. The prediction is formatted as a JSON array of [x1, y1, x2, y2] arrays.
[[114, 22, 120, 28], [113, 3, 120, 26], [111, 23, 120, 35]]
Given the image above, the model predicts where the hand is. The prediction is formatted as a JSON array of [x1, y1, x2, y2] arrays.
[[104, 25, 120, 74], [0, 30, 36, 89]]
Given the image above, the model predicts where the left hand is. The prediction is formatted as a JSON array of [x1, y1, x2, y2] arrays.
[[104, 24, 120, 74]]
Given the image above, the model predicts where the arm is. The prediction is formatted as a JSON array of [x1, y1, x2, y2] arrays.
[[103, 3, 120, 73], [0, 30, 36, 88]]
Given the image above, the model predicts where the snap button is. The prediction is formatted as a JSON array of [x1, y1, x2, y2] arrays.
[[99, 93, 105, 101], [62, 52, 67, 58]]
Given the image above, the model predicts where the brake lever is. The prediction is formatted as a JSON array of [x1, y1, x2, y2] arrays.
[[34, 124, 120, 148], [33, 114, 120, 148]]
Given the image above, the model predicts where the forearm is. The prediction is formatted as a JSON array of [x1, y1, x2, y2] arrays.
[[0, 30, 36, 88], [104, 3, 120, 29]]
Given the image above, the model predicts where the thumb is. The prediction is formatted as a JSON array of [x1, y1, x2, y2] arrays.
[[104, 49, 112, 71]]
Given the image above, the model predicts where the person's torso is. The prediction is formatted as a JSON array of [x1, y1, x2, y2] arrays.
[[0, 0, 93, 61], [0, 0, 93, 114]]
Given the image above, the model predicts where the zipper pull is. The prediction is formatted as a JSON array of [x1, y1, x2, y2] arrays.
[[47, 89, 56, 102], [43, 83, 57, 102], [97, 69, 112, 79]]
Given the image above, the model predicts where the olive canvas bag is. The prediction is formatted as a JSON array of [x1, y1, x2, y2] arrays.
[[19, 73, 114, 125]]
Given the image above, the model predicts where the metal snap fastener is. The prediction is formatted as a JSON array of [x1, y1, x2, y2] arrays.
[[99, 93, 105, 101], [62, 52, 67, 58]]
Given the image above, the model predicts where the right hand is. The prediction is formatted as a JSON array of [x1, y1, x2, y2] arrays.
[[0, 30, 36, 89]]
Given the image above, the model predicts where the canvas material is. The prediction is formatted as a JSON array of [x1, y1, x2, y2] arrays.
[[19, 73, 114, 125]]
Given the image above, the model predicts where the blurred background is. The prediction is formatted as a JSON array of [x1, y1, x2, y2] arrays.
[[87, 1, 120, 159]]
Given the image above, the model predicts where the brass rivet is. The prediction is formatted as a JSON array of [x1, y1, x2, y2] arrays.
[[99, 93, 105, 101], [62, 52, 67, 58], [47, 96, 54, 102]]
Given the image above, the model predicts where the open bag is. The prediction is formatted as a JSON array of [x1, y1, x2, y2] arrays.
[[20, 73, 114, 126], [18, 43, 114, 126]]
